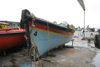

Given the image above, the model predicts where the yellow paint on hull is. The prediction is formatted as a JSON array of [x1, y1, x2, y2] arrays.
[[30, 27, 73, 37]]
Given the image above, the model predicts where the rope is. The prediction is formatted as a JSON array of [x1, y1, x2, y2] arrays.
[[46, 21, 50, 59], [28, 16, 40, 66], [29, 17, 40, 67]]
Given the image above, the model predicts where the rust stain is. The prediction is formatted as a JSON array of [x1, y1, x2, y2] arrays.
[[62, 48, 77, 55]]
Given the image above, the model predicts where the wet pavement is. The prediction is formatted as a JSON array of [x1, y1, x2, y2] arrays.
[[92, 50, 100, 67], [0, 39, 99, 67]]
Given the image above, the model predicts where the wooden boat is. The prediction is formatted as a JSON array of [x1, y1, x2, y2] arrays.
[[20, 9, 75, 59], [0, 27, 25, 50]]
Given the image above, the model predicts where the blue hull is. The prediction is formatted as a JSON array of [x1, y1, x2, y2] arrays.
[[30, 29, 72, 56]]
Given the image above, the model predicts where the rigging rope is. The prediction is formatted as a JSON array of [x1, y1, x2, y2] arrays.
[[46, 20, 50, 59]]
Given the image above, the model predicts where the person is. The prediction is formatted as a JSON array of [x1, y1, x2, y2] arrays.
[[82, 29, 85, 38], [94, 29, 100, 49], [90, 33, 94, 38]]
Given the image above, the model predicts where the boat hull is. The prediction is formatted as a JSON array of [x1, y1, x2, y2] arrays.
[[29, 19, 74, 56], [20, 9, 75, 57], [30, 28, 73, 56], [0, 28, 25, 50]]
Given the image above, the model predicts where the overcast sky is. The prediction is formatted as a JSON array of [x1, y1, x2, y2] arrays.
[[0, 0, 100, 28]]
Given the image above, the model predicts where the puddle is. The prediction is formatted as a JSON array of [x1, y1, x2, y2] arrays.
[[65, 41, 89, 48], [92, 50, 100, 67], [18, 61, 35, 67]]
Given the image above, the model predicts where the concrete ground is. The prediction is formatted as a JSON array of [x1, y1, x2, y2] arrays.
[[0, 39, 99, 67]]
